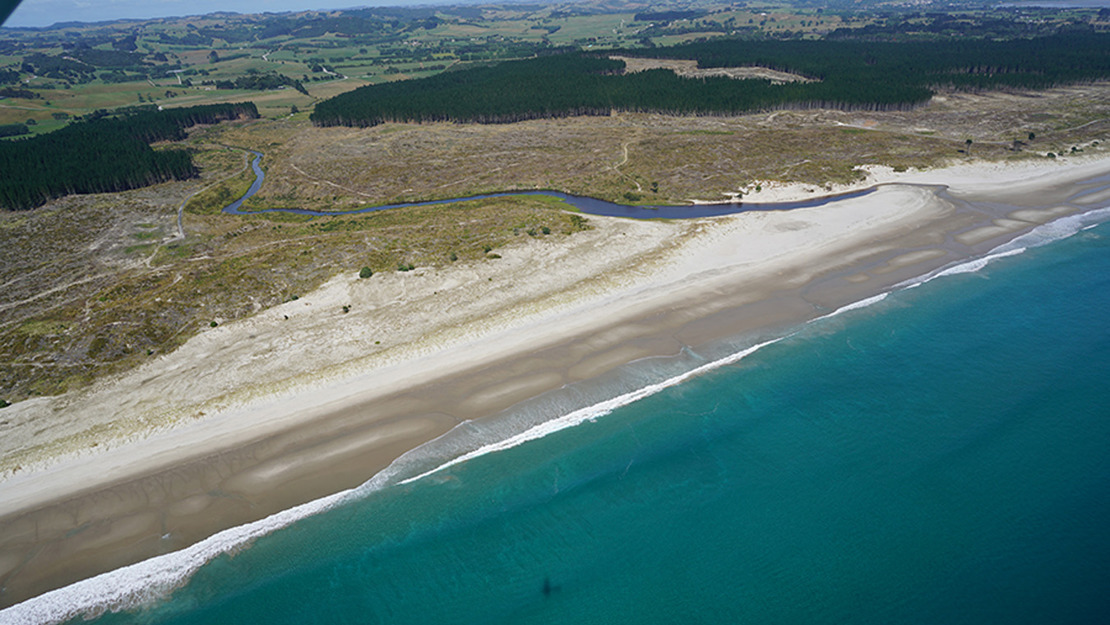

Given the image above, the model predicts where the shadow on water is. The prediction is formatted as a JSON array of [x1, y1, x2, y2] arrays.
[[542, 576, 561, 597], [221, 150, 877, 221]]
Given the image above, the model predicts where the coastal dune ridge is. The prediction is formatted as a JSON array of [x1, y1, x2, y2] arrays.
[[2, 155, 1110, 618]]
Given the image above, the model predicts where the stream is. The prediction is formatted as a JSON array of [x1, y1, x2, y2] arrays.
[[221, 150, 876, 220]]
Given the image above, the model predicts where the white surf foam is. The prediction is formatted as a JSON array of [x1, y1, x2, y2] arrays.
[[929, 247, 1025, 279], [824, 292, 890, 318], [900, 206, 1110, 290], [996, 206, 1110, 253], [398, 286, 908, 486], [396, 285, 904, 487], [0, 488, 355, 625], [400, 335, 790, 484]]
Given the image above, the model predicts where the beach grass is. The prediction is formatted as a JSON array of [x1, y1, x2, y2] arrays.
[[0, 155, 592, 401]]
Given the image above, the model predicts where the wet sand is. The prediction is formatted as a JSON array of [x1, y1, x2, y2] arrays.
[[2, 156, 1110, 609]]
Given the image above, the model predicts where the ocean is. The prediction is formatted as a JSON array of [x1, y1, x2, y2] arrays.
[[9, 205, 1110, 625]]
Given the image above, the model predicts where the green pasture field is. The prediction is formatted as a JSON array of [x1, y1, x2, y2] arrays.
[[546, 13, 638, 44]]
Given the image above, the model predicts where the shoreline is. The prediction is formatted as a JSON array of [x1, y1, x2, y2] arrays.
[[3, 155, 1110, 611]]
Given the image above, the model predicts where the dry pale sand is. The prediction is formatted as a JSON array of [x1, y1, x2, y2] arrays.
[[725, 154, 1110, 204], [2, 154, 1110, 608]]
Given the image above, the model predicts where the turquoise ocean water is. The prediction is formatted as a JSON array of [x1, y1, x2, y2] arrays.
[[9, 205, 1110, 625]]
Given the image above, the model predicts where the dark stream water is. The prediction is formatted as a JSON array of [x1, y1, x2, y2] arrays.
[[222, 150, 876, 220]]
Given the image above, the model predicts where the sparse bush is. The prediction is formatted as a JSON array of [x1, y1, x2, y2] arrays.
[[359, 266, 373, 278], [397, 262, 415, 272], [567, 214, 589, 231]]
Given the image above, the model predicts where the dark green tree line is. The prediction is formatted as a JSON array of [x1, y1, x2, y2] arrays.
[[311, 34, 1110, 128], [0, 103, 258, 211]]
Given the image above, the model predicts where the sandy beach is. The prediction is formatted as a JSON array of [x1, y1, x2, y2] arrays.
[[2, 153, 1110, 608]]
